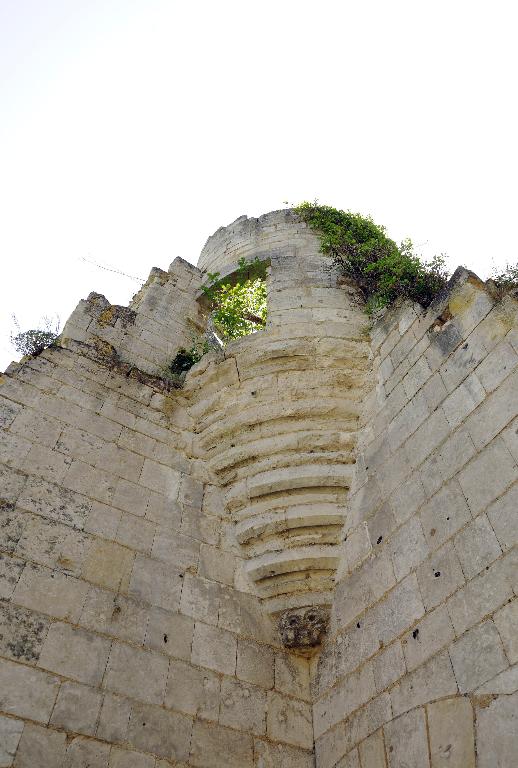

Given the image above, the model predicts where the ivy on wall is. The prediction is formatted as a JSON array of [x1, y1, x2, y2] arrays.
[[295, 202, 449, 314]]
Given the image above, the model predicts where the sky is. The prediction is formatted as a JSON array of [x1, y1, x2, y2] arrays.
[[1, 0, 517, 370]]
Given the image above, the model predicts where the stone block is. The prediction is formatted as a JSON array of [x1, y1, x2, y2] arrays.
[[0, 554, 24, 599], [464, 368, 518, 449], [108, 748, 155, 768], [191, 622, 237, 675], [0, 714, 23, 768], [449, 620, 508, 692], [165, 659, 220, 720], [253, 739, 314, 768], [128, 553, 183, 611], [388, 516, 429, 581], [84, 501, 121, 538], [267, 691, 313, 749], [275, 653, 310, 700], [64, 459, 117, 506], [0, 397, 22, 429], [13, 563, 89, 622], [220, 677, 267, 735], [189, 720, 253, 768], [15, 515, 90, 577], [82, 539, 134, 591], [358, 730, 386, 768], [144, 606, 193, 661], [365, 574, 425, 649], [476, 340, 518, 393], [427, 697, 475, 767], [112, 479, 149, 517], [341, 522, 372, 572], [50, 680, 102, 735], [453, 513, 501, 579], [388, 472, 426, 526], [401, 604, 454, 672], [115, 513, 155, 554], [366, 504, 397, 553], [80, 586, 147, 644], [0, 502, 26, 554], [0, 600, 49, 664], [38, 622, 111, 685], [442, 373, 485, 430], [17, 476, 91, 529], [179, 573, 221, 625], [487, 481, 518, 551], [0, 657, 59, 723], [139, 459, 181, 498], [333, 550, 395, 631], [390, 651, 457, 717], [475, 663, 518, 694], [419, 427, 477, 499], [372, 641, 406, 693], [493, 598, 518, 664], [383, 708, 429, 768], [236, 638, 274, 689], [416, 543, 465, 610], [446, 558, 512, 636], [404, 407, 451, 470], [96, 693, 132, 743], [336, 750, 360, 768], [458, 438, 517, 516], [62, 737, 110, 768], [199, 544, 236, 585], [152, 527, 200, 570], [13, 723, 66, 768], [476, 690, 518, 768], [127, 701, 192, 761], [419, 479, 471, 550], [104, 641, 168, 705]]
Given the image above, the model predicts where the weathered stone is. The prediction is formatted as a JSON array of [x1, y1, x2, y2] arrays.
[[38, 622, 111, 685], [50, 680, 102, 735], [427, 697, 475, 767], [449, 620, 508, 692]]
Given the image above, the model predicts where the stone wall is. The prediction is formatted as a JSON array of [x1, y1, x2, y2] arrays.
[[1, 210, 517, 767], [314, 269, 518, 767]]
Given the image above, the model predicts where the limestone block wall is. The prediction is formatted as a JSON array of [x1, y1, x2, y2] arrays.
[[314, 269, 518, 767], [0, 255, 315, 766]]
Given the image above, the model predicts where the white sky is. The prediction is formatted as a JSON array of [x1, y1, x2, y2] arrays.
[[1, 0, 517, 371]]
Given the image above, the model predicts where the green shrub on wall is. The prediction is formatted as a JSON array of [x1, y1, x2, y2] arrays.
[[295, 202, 449, 314], [202, 257, 267, 341]]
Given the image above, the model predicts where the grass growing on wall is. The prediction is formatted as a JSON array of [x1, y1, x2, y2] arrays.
[[295, 202, 449, 314]]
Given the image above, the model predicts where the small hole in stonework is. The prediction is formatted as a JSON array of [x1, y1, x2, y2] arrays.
[[446, 517, 450, 521], [434, 571, 441, 577], [377, 535, 383, 545], [357, 622, 361, 629], [412, 628, 419, 639], [163, 634, 168, 643], [486, 566, 489, 571], [142, 722, 146, 727], [179, 574, 183, 578], [430, 528, 436, 537], [307, 614, 316, 621], [389, 746, 394, 753], [462, 343, 468, 350], [251, 391, 256, 396], [289, 617, 298, 627], [343, 535, 348, 542]]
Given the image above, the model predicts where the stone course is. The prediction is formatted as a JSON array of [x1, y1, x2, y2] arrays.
[[0, 210, 517, 765]]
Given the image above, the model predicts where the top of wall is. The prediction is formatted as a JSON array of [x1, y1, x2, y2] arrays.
[[197, 209, 319, 273]]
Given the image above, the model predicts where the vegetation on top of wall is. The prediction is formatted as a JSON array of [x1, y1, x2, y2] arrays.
[[201, 257, 267, 341], [491, 263, 518, 291], [10, 315, 60, 358], [295, 202, 449, 314]]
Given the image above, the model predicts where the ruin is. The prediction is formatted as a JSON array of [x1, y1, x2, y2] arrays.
[[1, 209, 517, 766]]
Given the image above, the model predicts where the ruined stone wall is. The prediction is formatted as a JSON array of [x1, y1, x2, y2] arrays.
[[314, 270, 518, 767], [1, 210, 518, 768], [0, 219, 318, 768]]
